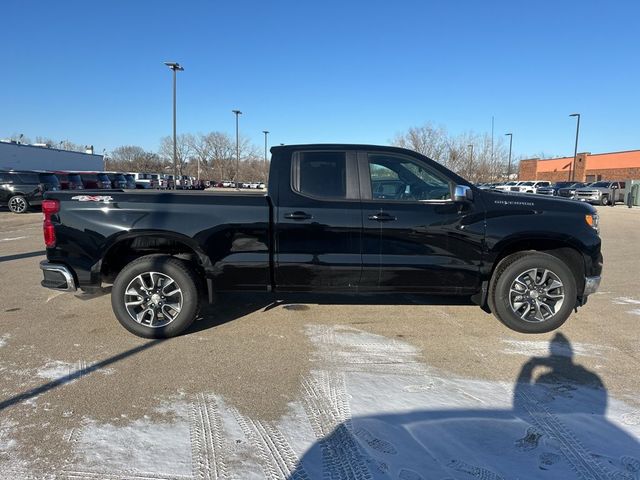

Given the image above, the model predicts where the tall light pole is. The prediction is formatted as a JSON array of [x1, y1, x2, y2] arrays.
[[262, 130, 269, 178], [505, 133, 513, 179], [467, 144, 474, 179], [232, 110, 242, 187], [569, 113, 581, 182], [164, 62, 184, 189]]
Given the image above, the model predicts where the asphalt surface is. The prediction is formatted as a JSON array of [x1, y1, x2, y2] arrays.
[[0, 204, 638, 479]]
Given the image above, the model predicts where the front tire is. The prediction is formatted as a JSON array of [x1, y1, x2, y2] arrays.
[[489, 252, 577, 333], [111, 255, 200, 338], [600, 195, 609, 206], [8, 195, 29, 213]]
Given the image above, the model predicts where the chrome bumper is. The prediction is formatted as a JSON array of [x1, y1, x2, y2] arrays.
[[583, 275, 601, 296], [40, 261, 77, 292]]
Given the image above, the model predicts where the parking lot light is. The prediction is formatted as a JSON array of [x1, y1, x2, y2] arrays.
[[232, 110, 242, 189], [164, 62, 184, 190], [569, 113, 581, 182], [505, 133, 513, 179]]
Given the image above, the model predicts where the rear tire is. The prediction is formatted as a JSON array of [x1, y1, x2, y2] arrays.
[[600, 195, 609, 206], [489, 252, 577, 333], [111, 255, 200, 338], [8, 195, 29, 213]]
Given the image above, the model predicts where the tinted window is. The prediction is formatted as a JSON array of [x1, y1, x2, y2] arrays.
[[296, 151, 347, 199], [368, 153, 451, 201], [97, 173, 110, 182], [16, 173, 40, 183], [68, 174, 82, 184], [591, 181, 610, 187], [0, 173, 13, 183], [81, 173, 97, 182], [39, 173, 60, 186]]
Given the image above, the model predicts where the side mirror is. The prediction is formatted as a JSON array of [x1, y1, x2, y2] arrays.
[[454, 184, 473, 202]]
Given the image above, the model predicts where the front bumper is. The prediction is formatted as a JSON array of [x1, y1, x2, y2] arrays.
[[40, 261, 77, 292], [583, 275, 601, 296]]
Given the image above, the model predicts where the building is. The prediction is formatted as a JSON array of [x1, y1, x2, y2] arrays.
[[518, 149, 640, 182], [0, 141, 103, 171]]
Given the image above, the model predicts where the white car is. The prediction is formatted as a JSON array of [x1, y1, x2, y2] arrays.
[[493, 181, 521, 192], [511, 181, 551, 194]]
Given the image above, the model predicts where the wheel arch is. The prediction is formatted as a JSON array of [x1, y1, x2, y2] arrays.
[[99, 230, 211, 282]]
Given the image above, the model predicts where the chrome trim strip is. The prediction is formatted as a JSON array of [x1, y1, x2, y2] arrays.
[[39, 261, 77, 292], [583, 275, 601, 296]]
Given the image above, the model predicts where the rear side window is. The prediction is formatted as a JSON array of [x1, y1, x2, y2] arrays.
[[293, 151, 347, 199], [82, 173, 98, 182], [97, 173, 110, 182], [68, 174, 82, 184], [39, 173, 60, 187], [16, 173, 40, 183]]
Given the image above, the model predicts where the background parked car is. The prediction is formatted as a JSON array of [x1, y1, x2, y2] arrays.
[[509, 181, 551, 193], [123, 173, 137, 189], [575, 181, 628, 205], [493, 181, 521, 192], [54, 172, 84, 190], [131, 173, 159, 189], [105, 172, 128, 189], [0, 170, 61, 213], [79, 172, 112, 189], [557, 182, 590, 198]]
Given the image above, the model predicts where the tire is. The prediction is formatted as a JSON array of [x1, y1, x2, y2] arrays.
[[600, 195, 609, 206], [111, 255, 200, 338], [8, 195, 29, 214], [489, 252, 577, 334]]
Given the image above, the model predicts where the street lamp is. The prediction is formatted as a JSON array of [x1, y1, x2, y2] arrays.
[[232, 110, 242, 188], [505, 133, 513, 179], [262, 130, 269, 175], [164, 61, 184, 190], [569, 113, 581, 182]]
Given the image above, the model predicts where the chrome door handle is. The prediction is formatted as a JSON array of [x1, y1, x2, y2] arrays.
[[284, 211, 312, 220], [368, 212, 397, 222]]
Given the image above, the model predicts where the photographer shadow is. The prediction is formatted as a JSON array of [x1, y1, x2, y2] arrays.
[[288, 333, 639, 479]]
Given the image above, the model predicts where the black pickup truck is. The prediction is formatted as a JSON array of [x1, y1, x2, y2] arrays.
[[39, 144, 602, 338]]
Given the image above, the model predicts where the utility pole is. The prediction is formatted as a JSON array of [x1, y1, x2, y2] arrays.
[[468, 144, 474, 179], [164, 62, 184, 189], [505, 133, 513, 179], [569, 113, 581, 182], [232, 110, 242, 188], [262, 130, 269, 181]]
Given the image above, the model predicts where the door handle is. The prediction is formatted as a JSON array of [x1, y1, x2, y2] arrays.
[[368, 212, 397, 222], [284, 211, 312, 220]]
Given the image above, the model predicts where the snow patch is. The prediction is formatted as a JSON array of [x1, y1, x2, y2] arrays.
[[0, 334, 9, 349], [36, 360, 114, 381]]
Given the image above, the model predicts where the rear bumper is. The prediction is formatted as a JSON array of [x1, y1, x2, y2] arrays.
[[40, 261, 77, 292]]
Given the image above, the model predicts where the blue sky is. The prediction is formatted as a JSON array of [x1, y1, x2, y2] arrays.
[[1, 0, 638, 159]]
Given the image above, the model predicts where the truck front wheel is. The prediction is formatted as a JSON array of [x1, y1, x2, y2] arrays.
[[489, 252, 577, 333], [111, 255, 200, 338]]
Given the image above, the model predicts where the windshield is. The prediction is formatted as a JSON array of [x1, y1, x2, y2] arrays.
[[97, 173, 111, 182], [590, 181, 611, 187], [520, 181, 534, 186], [109, 173, 126, 182], [505, 181, 518, 185]]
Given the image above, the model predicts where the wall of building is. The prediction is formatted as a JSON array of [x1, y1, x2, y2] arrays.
[[518, 150, 640, 182], [0, 142, 103, 171]]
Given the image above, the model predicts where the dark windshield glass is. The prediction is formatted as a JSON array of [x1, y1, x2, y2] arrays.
[[109, 173, 126, 182], [67, 174, 82, 184], [39, 173, 60, 186], [591, 181, 610, 187]]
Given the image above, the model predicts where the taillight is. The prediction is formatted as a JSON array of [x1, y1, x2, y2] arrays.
[[42, 199, 59, 248]]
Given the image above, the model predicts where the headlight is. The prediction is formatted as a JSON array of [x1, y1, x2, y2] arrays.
[[585, 213, 599, 231]]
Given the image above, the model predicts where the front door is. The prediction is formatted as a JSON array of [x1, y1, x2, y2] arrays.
[[274, 150, 362, 291], [359, 151, 484, 294]]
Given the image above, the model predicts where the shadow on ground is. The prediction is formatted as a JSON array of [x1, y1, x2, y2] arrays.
[[289, 333, 640, 480]]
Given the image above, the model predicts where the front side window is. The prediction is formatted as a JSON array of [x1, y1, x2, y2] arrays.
[[39, 173, 60, 187], [16, 173, 40, 184], [294, 151, 347, 199], [368, 153, 451, 201]]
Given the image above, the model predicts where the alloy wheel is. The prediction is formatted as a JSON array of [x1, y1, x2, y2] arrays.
[[509, 268, 565, 322], [124, 272, 183, 327]]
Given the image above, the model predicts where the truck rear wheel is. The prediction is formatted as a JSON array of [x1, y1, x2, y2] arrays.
[[111, 255, 200, 338], [8, 195, 29, 213], [489, 252, 577, 333]]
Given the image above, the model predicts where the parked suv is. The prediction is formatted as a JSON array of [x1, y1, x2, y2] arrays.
[[575, 181, 627, 205], [79, 172, 112, 189], [123, 173, 137, 189], [557, 182, 589, 199], [54, 172, 85, 191], [0, 170, 60, 213], [105, 172, 128, 189], [131, 173, 159, 189]]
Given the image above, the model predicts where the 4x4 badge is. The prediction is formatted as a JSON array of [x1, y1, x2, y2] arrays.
[[71, 195, 113, 203]]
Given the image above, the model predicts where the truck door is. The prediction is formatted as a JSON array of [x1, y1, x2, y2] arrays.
[[359, 151, 484, 294], [274, 150, 362, 291]]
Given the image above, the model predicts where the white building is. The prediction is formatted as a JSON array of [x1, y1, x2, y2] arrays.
[[0, 141, 103, 171]]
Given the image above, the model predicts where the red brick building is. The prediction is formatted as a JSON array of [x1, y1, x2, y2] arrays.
[[518, 150, 640, 182]]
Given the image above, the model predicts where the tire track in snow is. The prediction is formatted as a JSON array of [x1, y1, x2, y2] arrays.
[[229, 407, 309, 480], [190, 393, 228, 480], [65, 470, 191, 480]]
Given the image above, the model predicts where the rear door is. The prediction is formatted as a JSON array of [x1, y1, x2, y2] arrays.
[[274, 150, 362, 291], [359, 150, 484, 293]]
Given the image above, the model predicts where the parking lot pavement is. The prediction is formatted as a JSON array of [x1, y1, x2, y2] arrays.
[[0, 207, 639, 479]]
